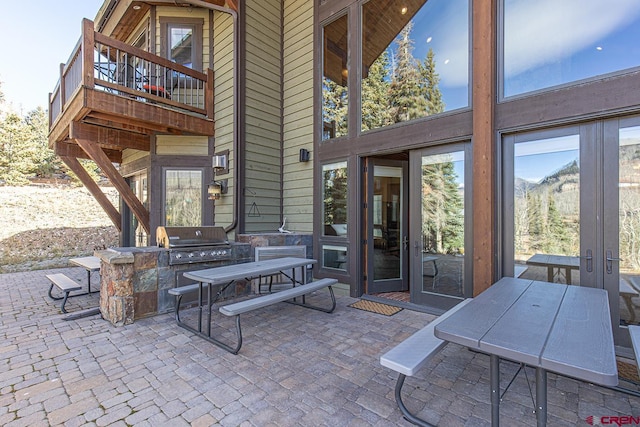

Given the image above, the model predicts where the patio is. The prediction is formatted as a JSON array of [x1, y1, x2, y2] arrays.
[[1, 267, 638, 426]]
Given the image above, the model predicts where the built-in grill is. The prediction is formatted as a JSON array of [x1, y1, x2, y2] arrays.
[[156, 226, 232, 265]]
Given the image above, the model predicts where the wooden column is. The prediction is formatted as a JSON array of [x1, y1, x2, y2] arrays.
[[472, 0, 497, 295]]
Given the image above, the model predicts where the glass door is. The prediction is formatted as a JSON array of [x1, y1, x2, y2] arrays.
[[503, 120, 640, 351], [128, 172, 149, 247], [364, 159, 408, 294], [604, 118, 640, 349], [410, 144, 471, 309]]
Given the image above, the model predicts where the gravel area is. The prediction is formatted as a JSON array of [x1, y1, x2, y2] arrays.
[[0, 184, 119, 273]]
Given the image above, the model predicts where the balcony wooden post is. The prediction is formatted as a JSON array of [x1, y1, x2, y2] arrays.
[[206, 68, 215, 119], [59, 63, 65, 114], [82, 18, 95, 90]]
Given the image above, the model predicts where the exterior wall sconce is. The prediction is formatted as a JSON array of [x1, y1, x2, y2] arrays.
[[299, 148, 310, 162], [212, 152, 228, 172], [207, 179, 228, 200]]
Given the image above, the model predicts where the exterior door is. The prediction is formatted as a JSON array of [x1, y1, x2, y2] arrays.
[[364, 159, 409, 294], [503, 120, 640, 351], [409, 144, 471, 309]]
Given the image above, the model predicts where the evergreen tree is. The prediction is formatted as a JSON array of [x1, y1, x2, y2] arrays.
[[419, 48, 445, 115], [421, 159, 464, 253], [361, 50, 392, 131], [322, 77, 348, 139], [0, 112, 36, 184], [389, 22, 428, 123]]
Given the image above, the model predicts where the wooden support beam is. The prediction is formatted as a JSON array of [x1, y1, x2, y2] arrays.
[[54, 140, 122, 163], [70, 121, 150, 151], [72, 133, 150, 235], [472, 0, 496, 295], [60, 156, 122, 231]]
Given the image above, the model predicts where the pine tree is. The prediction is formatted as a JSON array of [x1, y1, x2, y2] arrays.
[[322, 77, 348, 139], [361, 50, 392, 131], [419, 48, 445, 115], [388, 22, 428, 123], [422, 158, 464, 253]]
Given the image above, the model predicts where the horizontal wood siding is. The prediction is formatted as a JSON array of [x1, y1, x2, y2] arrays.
[[213, 11, 235, 228], [155, 135, 208, 155], [244, 0, 282, 232], [282, 0, 314, 233]]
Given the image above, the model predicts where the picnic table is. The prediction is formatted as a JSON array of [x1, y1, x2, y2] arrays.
[[526, 254, 579, 284], [434, 277, 617, 427], [172, 257, 336, 353], [69, 256, 101, 294]]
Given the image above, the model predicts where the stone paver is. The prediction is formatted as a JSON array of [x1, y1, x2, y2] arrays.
[[1, 267, 639, 426]]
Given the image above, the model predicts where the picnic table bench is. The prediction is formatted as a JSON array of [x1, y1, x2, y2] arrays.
[[169, 258, 337, 354], [46, 257, 101, 313], [380, 299, 472, 426]]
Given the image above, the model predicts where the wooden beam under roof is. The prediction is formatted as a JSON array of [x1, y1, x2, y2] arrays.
[[60, 155, 122, 231], [54, 140, 123, 163], [70, 121, 150, 151]]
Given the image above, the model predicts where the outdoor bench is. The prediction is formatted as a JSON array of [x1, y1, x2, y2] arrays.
[[168, 277, 337, 354], [380, 298, 472, 427], [46, 273, 84, 313], [630, 325, 640, 379]]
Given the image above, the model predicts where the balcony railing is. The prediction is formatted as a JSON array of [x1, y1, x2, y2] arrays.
[[49, 19, 213, 127]]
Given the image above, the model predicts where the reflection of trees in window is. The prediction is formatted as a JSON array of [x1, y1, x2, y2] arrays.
[[165, 170, 202, 226], [359, 21, 445, 132], [620, 143, 640, 270], [323, 77, 348, 139], [513, 161, 580, 258], [323, 164, 348, 226], [422, 159, 463, 254]]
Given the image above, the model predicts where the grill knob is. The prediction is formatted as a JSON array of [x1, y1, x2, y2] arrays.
[[175, 253, 182, 259], [188, 253, 194, 258]]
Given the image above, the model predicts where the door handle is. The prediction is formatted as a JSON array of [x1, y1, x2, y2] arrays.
[[414, 240, 420, 257], [606, 249, 622, 274], [403, 236, 409, 251], [579, 249, 593, 273]]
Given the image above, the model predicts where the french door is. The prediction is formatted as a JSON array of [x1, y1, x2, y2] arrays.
[[364, 159, 409, 294], [409, 143, 472, 309], [503, 118, 640, 350]]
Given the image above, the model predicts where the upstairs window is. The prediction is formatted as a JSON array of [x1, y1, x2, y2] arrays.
[[502, 0, 640, 98], [361, 0, 470, 132], [322, 14, 349, 140], [160, 18, 203, 71]]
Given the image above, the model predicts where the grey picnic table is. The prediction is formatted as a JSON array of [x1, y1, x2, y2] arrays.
[[526, 254, 580, 284], [178, 257, 324, 352], [69, 256, 101, 294], [434, 277, 618, 427]]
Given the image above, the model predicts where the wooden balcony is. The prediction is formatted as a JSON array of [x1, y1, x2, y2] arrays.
[[47, 19, 216, 237], [48, 18, 215, 161]]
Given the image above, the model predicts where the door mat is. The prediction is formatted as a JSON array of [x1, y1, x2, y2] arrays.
[[617, 359, 640, 383], [348, 300, 403, 316]]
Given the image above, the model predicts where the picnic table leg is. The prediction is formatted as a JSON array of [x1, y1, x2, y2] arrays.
[[547, 267, 554, 283], [490, 355, 500, 427], [536, 368, 547, 427], [565, 268, 572, 285], [86, 269, 92, 294]]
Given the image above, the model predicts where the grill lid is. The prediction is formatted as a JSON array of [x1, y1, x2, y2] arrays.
[[156, 226, 229, 248]]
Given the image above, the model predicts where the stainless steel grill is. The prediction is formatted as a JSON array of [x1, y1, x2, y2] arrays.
[[156, 226, 231, 265]]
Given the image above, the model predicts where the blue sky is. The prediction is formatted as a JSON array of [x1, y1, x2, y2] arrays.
[[0, 0, 104, 114]]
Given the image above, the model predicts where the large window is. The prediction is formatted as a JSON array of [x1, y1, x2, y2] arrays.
[[502, 0, 640, 98], [361, 0, 469, 132], [164, 169, 203, 226], [322, 14, 349, 140]]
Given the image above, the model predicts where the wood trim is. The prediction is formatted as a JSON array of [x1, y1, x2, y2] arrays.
[[471, 0, 496, 295], [54, 140, 122, 163], [70, 121, 151, 151], [73, 134, 151, 234], [60, 155, 122, 231]]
